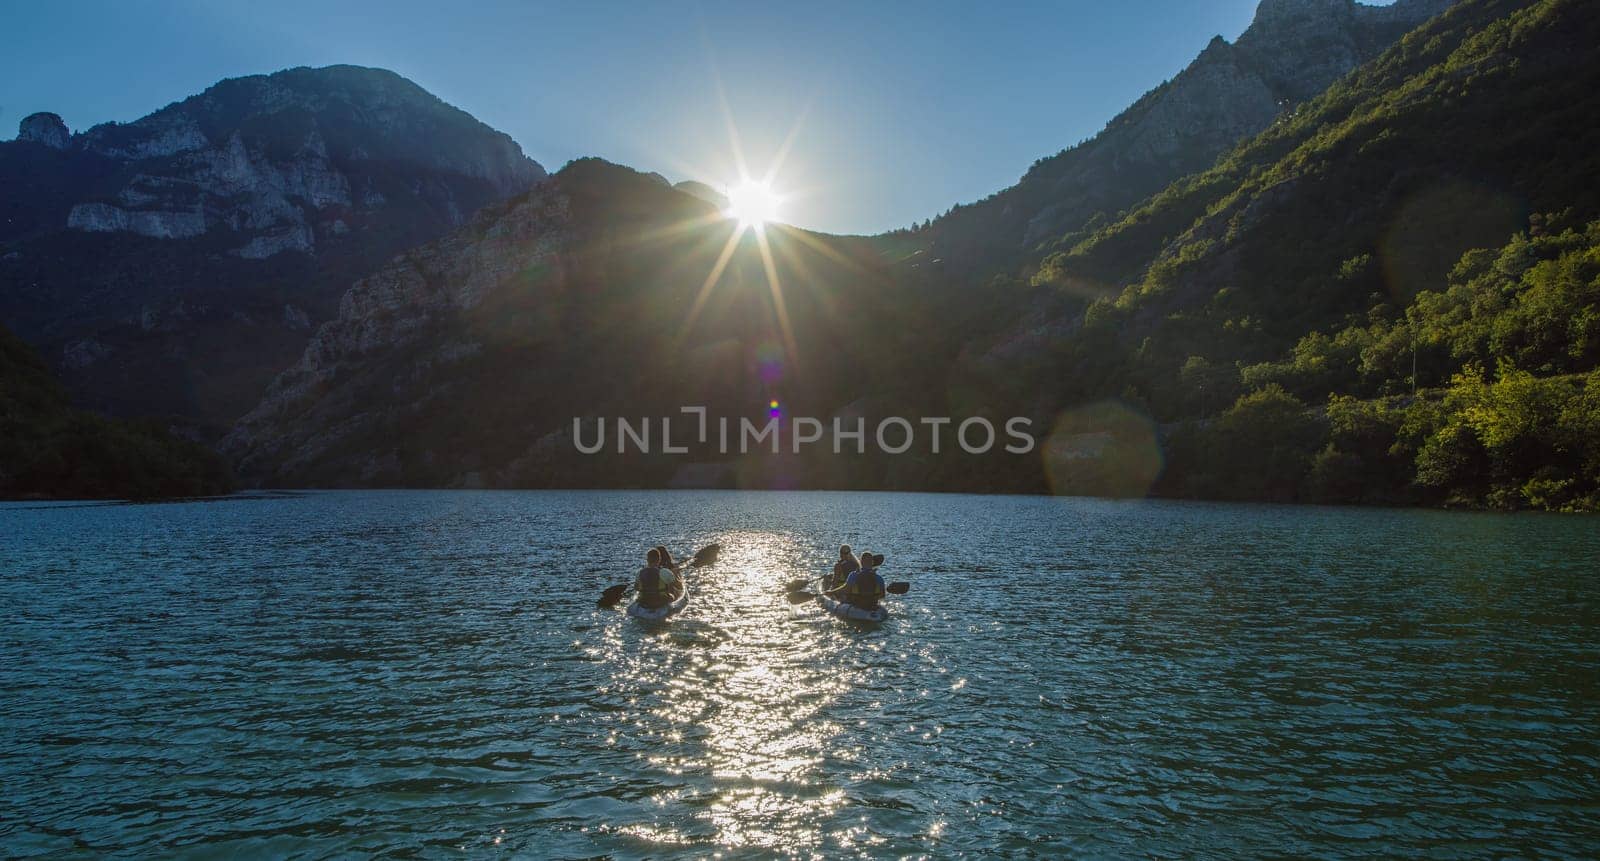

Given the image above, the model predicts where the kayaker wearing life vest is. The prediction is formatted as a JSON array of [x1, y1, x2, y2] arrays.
[[827, 551, 885, 610], [831, 544, 860, 590], [636, 548, 681, 610]]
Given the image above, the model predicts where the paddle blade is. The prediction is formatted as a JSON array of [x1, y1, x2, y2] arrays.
[[691, 543, 721, 567], [597, 584, 631, 608], [783, 578, 813, 593], [887, 582, 910, 594], [785, 590, 817, 604]]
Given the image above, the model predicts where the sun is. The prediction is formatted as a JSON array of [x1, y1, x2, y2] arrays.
[[725, 179, 782, 230]]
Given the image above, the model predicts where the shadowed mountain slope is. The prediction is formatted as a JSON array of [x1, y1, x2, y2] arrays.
[[0, 65, 545, 429]]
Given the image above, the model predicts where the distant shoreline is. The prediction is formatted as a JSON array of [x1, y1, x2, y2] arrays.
[[6, 486, 1585, 515]]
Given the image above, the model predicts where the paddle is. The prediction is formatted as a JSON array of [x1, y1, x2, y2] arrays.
[[786, 581, 909, 603], [691, 544, 721, 567], [597, 584, 632, 608], [597, 543, 721, 608]]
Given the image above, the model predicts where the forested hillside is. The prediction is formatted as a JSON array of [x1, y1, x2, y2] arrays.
[[985, 0, 1600, 510], [1, 325, 232, 499], [910, 0, 1453, 278]]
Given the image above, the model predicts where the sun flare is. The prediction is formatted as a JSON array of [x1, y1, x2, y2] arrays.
[[725, 179, 782, 229]]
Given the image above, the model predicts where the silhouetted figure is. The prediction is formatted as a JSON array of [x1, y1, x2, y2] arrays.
[[827, 551, 885, 610], [636, 548, 681, 609], [831, 544, 860, 590]]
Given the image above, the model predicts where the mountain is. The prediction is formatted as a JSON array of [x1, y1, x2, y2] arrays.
[[1, 322, 231, 499], [0, 65, 545, 429], [224, 158, 945, 489], [225, 0, 1600, 511], [969, 0, 1600, 508], [917, 0, 1454, 276], [1013, 0, 1597, 402]]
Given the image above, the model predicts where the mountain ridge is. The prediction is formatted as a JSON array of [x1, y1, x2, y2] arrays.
[[0, 64, 547, 428], [917, 0, 1453, 274]]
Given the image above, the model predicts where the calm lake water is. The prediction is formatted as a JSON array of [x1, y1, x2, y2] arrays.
[[3, 490, 1598, 858]]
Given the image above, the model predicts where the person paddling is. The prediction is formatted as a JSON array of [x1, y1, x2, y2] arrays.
[[636, 548, 681, 610], [826, 551, 885, 610], [831, 544, 860, 590]]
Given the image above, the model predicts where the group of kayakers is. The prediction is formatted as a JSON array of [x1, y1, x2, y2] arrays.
[[632, 542, 887, 612]]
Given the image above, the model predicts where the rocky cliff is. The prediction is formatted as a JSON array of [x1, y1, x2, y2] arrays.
[[17, 113, 71, 150], [224, 179, 575, 483], [0, 65, 545, 429], [919, 0, 1454, 270]]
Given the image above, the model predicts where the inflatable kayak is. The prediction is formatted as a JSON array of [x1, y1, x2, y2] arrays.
[[627, 584, 689, 622], [817, 591, 887, 623]]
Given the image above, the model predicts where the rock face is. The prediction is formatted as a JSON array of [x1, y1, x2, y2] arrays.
[[923, 0, 1455, 265], [65, 202, 208, 238], [0, 65, 546, 428], [226, 179, 575, 482], [38, 65, 544, 254], [1236, 0, 1453, 102], [17, 112, 70, 149]]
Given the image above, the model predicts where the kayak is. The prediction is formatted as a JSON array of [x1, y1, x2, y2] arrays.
[[817, 590, 887, 623], [627, 583, 689, 622]]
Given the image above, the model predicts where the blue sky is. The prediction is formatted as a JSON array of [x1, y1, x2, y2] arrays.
[[0, 1, 1372, 235]]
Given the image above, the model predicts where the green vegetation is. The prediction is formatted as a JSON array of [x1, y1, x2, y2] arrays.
[[1, 326, 232, 499], [1158, 363, 1600, 512], [980, 0, 1600, 511], [1151, 219, 1600, 511], [1241, 217, 1600, 399]]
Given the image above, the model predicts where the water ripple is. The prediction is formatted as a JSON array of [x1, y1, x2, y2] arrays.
[[2, 490, 1598, 858]]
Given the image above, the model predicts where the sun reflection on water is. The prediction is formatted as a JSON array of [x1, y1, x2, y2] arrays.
[[595, 529, 875, 854]]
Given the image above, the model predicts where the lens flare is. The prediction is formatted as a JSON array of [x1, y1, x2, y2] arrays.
[[726, 179, 782, 230], [1042, 400, 1164, 498]]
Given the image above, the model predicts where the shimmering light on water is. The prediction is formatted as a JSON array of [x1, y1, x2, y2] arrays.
[[2, 490, 1598, 857]]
